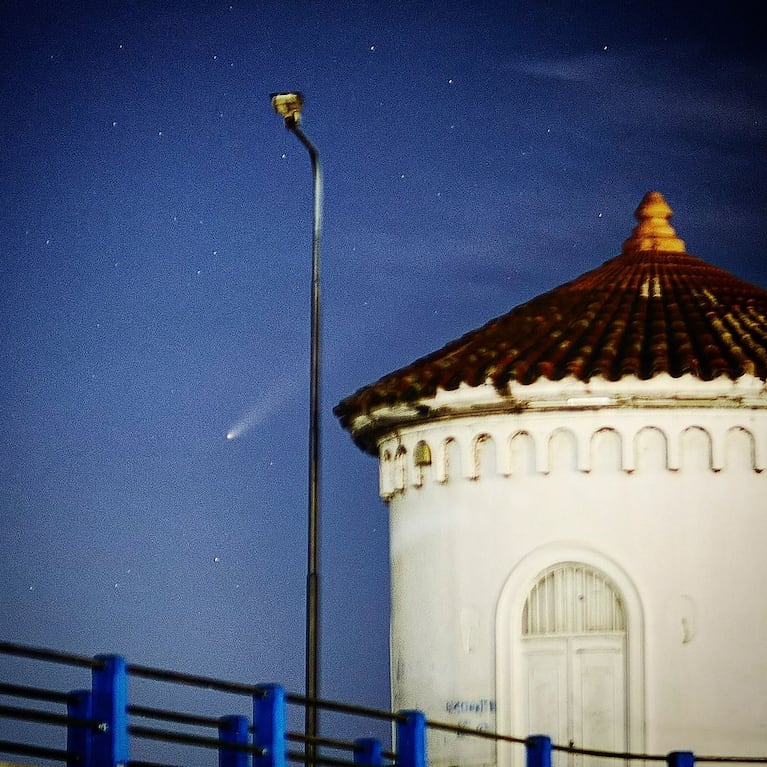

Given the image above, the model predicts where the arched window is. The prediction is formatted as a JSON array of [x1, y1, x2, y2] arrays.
[[523, 563, 626, 636]]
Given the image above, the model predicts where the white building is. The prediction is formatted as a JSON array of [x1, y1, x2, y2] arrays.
[[335, 193, 767, 766]]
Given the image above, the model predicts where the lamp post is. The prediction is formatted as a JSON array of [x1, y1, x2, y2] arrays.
[[270, 92, 322, 764]]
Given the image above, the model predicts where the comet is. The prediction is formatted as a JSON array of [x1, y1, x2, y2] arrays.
[[225, 385, 294, 441]]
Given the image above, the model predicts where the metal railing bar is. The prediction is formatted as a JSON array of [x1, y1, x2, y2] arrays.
[[128, 724, 264, 755], [422, 720, 767, 765], [127, 704, 221, 728], [300, 732, 358, 751], [1, 641, 397, 726], [284, 732, 394, 761], [286, 693, 402, 723], [285, 730, 352, 750], [128, 760, 183, 767], [550, 742, 666, 760], [0, 738, 69, 762], [311, 755, 373, 767], [426, 717, 526, 745], [126, 663, 267, 698], [0, 641, 101, 670], [417, 719, 767, 764], [422, 721, 767, 765], [285, 749, 380, 767], [0, 703, 95, 730], [338, 761, 391, 767], [5, 640, 765, 765], [0, 681, 72, 704]]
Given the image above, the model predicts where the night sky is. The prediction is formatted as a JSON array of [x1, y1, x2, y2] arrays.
[[1, 0, 765, 747]]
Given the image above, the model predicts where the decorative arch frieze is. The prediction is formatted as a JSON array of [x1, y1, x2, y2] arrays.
[[634, 426, 668, 472], [679, 426, 712, 473], [725, 425, 757, 472], [375, 416, 764, 499], [379, 448, 394, 499], [508, 431, 536, 477], [590, 427, 622, 473], [394, 444, 408, 492], [547, 428, 579, 473], [440, 437, 460, 484], [472, 433, 496, 480]]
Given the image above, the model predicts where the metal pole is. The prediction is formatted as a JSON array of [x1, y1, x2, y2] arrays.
[[270, 93, 322, 767], [293, 119, 322, 766]]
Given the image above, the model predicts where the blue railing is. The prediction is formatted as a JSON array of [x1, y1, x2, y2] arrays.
[[1, 641, 766, 767]]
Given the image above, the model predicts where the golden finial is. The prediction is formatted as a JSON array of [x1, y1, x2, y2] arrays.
[[621, 191, 686, 253]]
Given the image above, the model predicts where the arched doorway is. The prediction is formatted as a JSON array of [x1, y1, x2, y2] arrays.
[[495, 547, 643, 767], [521, 563, 627, 767]]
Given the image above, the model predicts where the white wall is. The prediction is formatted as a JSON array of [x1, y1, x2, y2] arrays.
[[375, 397, 767, 765]]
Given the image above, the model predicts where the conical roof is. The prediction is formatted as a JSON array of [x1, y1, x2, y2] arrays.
[[335, 192, 767, 432]]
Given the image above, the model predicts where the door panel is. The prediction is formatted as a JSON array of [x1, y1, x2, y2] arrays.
[[525, 643, 568, 745], [571, 637, 625, 767], [522, 636, 626, 767]]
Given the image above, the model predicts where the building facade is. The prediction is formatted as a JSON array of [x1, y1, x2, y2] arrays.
[[335, 193, 767, 766]]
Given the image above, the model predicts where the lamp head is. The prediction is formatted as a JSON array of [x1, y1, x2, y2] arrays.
[[270, 92, 304, 127]]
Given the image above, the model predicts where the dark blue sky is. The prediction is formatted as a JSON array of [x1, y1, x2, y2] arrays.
[[1, 0, 765, 745]]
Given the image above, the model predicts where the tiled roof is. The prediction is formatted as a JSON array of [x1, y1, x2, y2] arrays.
[[334, 192, 767, 428]]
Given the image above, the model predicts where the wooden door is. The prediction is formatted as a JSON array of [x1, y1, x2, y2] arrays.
[[524, 636, 625, 767], [521, 564, 627, 767]]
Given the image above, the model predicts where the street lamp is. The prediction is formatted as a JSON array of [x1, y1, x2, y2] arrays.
[[270, 92, 322, 763]]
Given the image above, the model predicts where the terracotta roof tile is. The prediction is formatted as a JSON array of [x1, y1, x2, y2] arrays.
[[335, 192, 767, 428]]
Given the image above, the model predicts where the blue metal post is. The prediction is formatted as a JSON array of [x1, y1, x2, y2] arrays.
[[354, 737, 382, 766], [526, 735, 552, 767], [668, 752, 695, 767], [92, 655, 129, 767], [67, 689, 92, 767], [219, 714, 251, 767], [396, 710, 427, 767], [253, 684, 286, 767]]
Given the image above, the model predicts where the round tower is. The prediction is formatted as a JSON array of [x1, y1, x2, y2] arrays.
[[335, 193, 767, 766]]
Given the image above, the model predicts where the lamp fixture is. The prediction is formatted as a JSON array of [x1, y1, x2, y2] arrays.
[[270, 92, 304, 127]]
